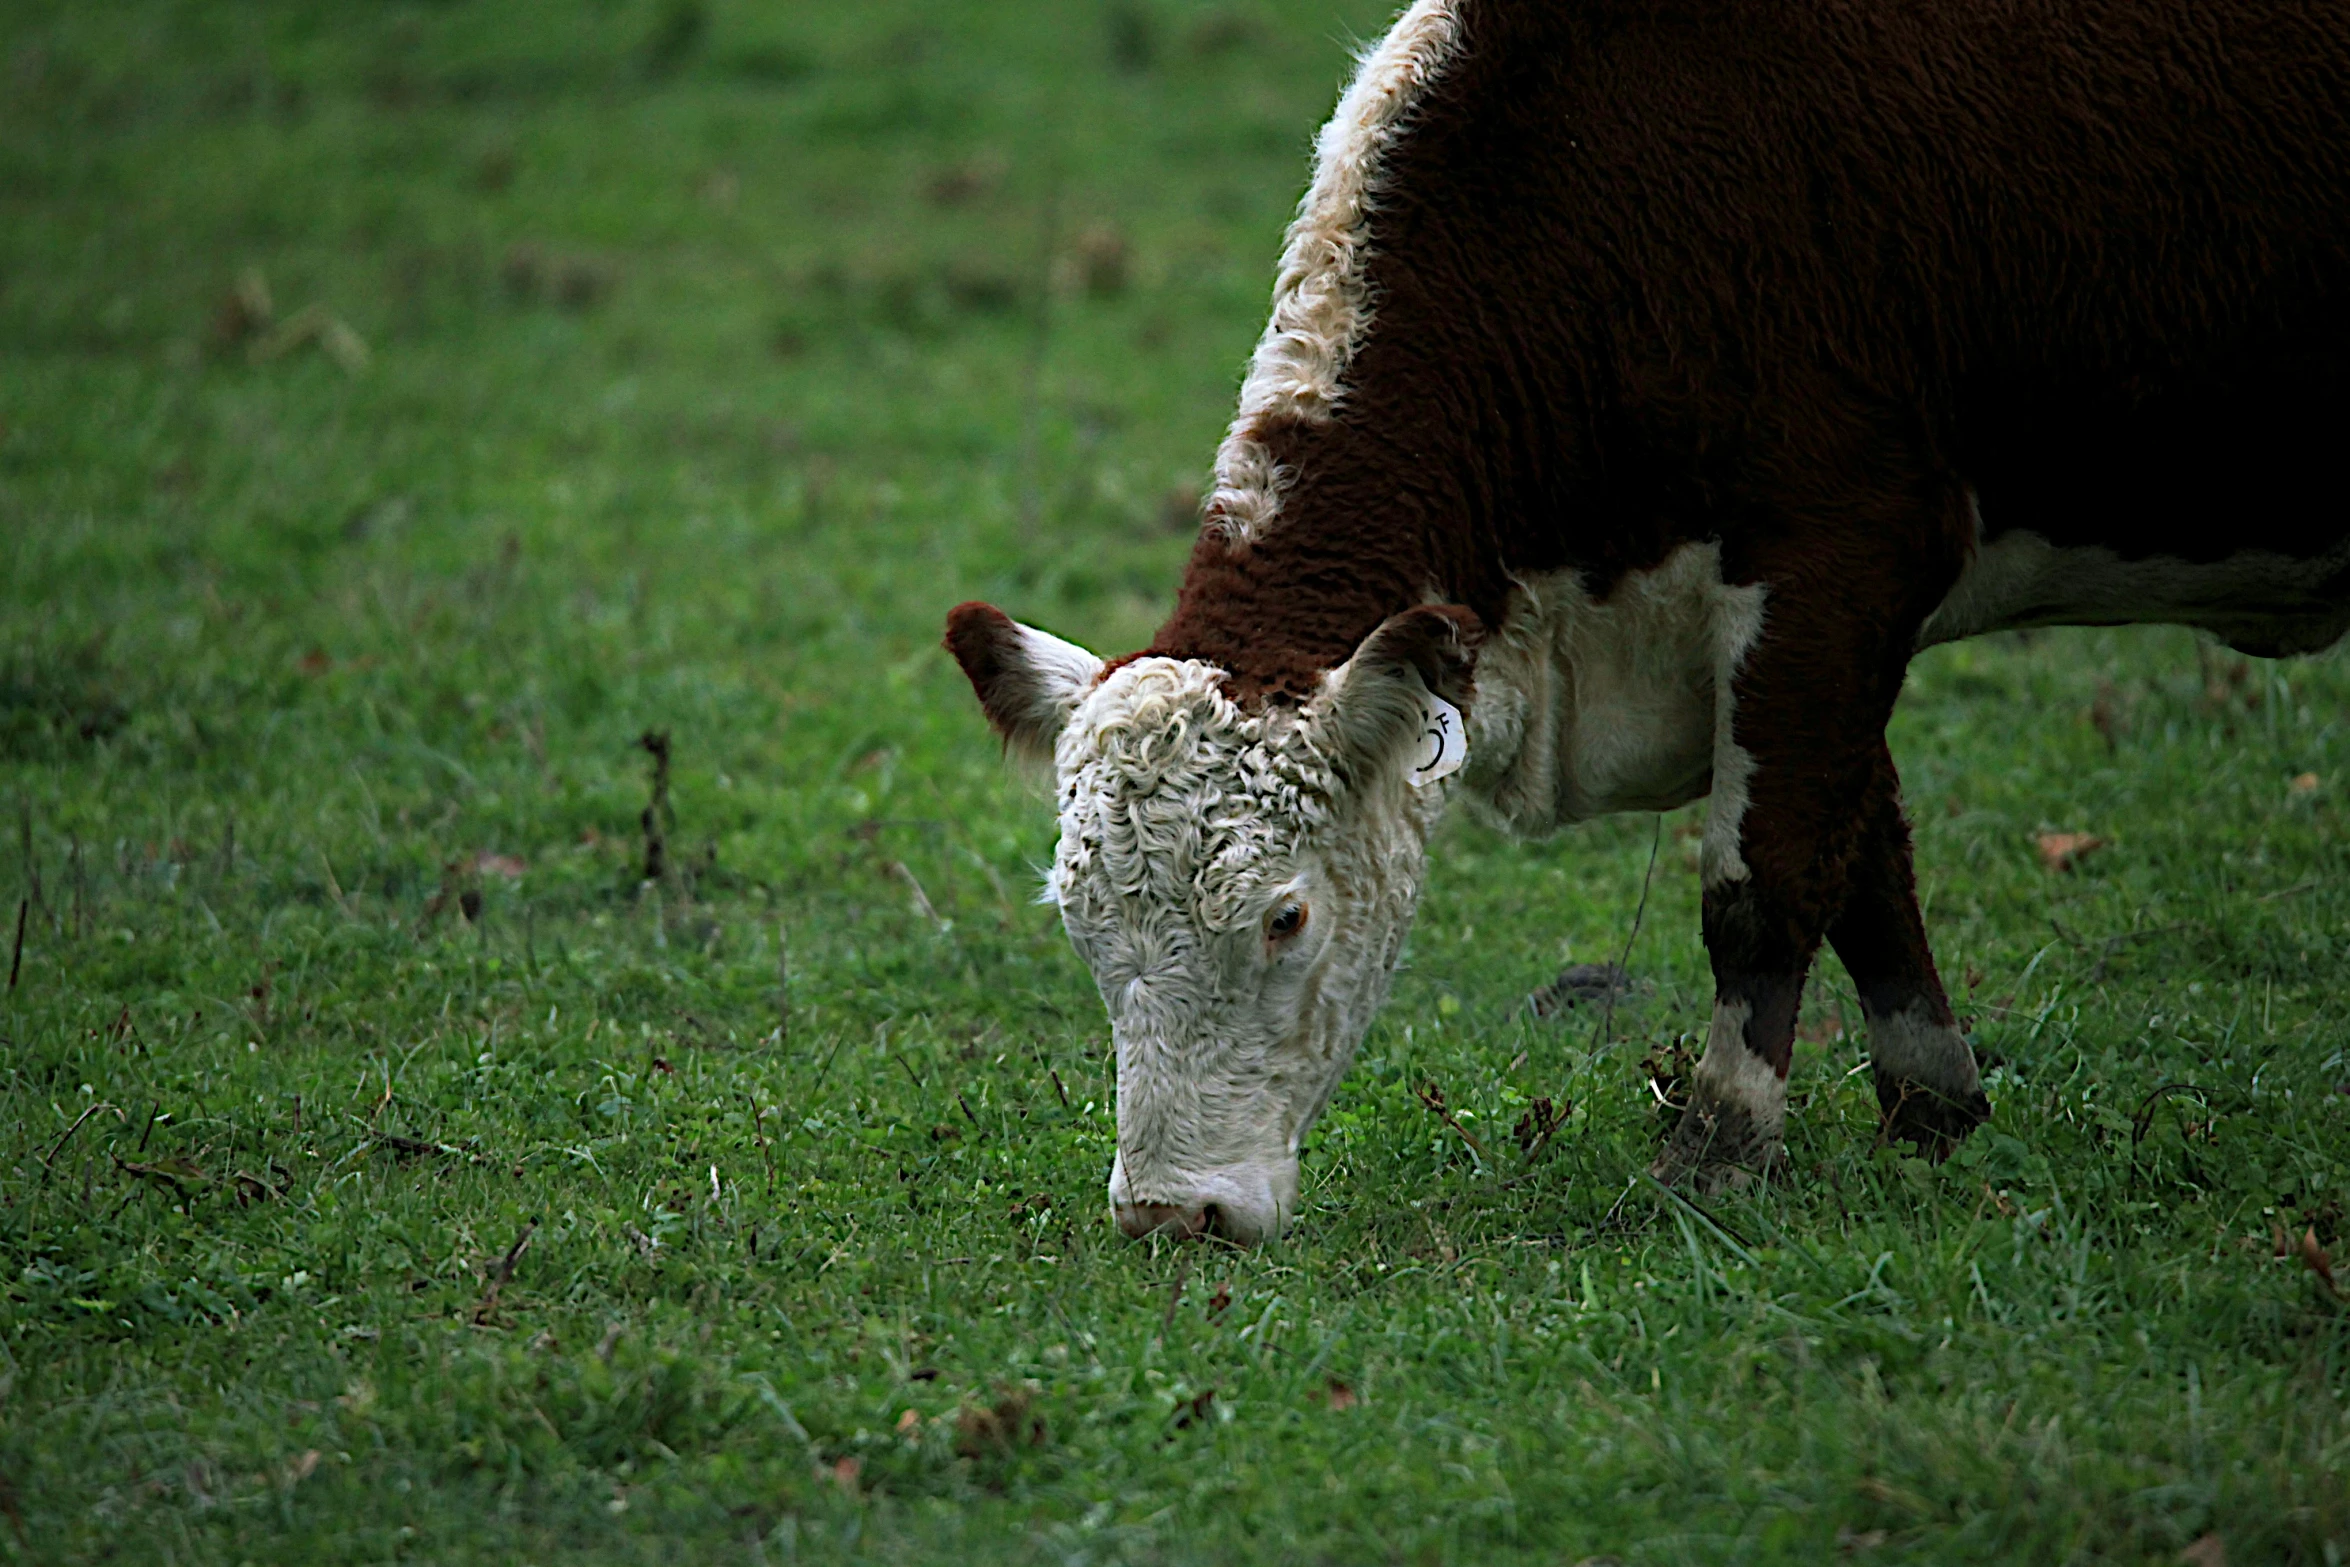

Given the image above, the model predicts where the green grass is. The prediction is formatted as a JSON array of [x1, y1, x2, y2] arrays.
[[4, 2, 2349, 1561]]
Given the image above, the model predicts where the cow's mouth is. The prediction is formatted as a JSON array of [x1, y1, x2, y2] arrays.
[[1107, 1156, 1296, 1245], [1112, 1201, 1221, 1241]]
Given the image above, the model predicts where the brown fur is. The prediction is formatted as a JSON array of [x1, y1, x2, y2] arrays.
[[943, 602, 1042, 747], [1154, 0, 2350, 702], [953, 0, 2350, 1181]]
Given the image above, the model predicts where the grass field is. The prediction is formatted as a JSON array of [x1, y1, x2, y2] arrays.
[[5, 2, 2350, 1561]]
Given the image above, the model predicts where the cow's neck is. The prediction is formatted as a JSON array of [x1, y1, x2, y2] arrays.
[[1135, 0, 1505, 704], [1148, 413, 1474, 704]]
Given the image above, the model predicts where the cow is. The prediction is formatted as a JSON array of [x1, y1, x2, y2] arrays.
[[947, 0, 2350, 1242]]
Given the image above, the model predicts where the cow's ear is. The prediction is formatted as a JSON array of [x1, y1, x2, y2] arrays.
[[1313, 605, 1484, 785], [944, 602, 1105, 761]]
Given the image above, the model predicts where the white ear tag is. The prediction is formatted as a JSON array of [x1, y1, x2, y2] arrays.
[[1409, 693, 1468, 787]]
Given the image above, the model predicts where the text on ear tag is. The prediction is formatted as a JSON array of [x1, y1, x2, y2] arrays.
[[1410, 694, 1468, 787]]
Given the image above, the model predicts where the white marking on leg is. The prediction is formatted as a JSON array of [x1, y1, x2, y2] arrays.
[[1864, 999, 1981, 1097], [1689, 998, 1787, 1138], [1207, 0, 1465, 544]]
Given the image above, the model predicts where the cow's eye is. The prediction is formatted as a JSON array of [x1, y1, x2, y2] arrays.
[[1266, 902, 1308, 942]]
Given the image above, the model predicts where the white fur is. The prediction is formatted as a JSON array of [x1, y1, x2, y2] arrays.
[[1463, 543, 1767, 853], [999, 546, 1786, 1237], [1003, 623, 1107, 751], [1206, 0, 1465, 544], [1921, 513, 2350, 654], [1863, 999, 1980, 1096], [1047, 652, 1442, 1241], [1689, 998, 1788, 1136]]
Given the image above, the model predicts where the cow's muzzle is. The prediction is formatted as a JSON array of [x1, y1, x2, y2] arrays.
[[1107, 1155, 1296, 1246]]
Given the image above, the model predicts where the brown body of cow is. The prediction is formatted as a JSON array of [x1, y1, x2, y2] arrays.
[[951, 0, 2350, 1216]]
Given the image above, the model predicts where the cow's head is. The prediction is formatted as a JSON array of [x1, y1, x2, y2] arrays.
[[945, 601, 1480, 1244]]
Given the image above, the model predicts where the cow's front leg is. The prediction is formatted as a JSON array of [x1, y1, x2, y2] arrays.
[[1653, 534, 1956, 1189], [1827, 741, 1989, 1155], [1651, 789, 1849, 1191]]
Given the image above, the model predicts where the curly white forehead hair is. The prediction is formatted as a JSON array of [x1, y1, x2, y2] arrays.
[[943, 597, 1479, 1242], [1048, 658, 1339, 934]]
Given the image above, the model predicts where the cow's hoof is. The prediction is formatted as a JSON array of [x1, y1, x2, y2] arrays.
[[1651, 1099, 1782, 1194], [1875, 1077, 1991, 1160]]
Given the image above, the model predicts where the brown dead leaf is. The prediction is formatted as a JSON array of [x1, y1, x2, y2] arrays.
[[470, 851, 526, 879], [1511, 1095, 1570, 1159], [1321, 1378, 1358, 1412], [298, 647, 332, 675], [820, 1455, 860, 1495], [2180, 1533, 2228, 1567], [210, 267, 275, 351], [1796, 1009, 1846, 1044], [925, 154, 1006, 207], [1069, 224, 1130, 297], [284, 1449, 321, 1487], [2034, 831, 2106, 872], [895, 1407, 922, 1437], [1641, 1037, 1696, 1120], [954, 1386, 1046, 1458], [476, 145, 517, 192], [233, 1170, 282, 1205], [2088, 678, 2122, 750], [1169, 1388, 1216, 1430], [1206, 1280, 1233, 1319], [2291, 771, 2321, 795], [2300, 1227, 2341, 1297], [1837, 1527, 1889, 1554], [2204, 655, 2255, 711]]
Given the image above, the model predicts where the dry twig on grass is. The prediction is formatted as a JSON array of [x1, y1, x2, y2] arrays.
[[1157, 1250, 1193, 1341], [41, 1101, 120, 1170], [638, 729, 676, 888], [474, 1223, 537, 1325], [1415, 1081, 1489, 1164]]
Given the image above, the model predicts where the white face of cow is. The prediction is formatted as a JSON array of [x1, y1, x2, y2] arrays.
[[945, 603, 1478, 1245]]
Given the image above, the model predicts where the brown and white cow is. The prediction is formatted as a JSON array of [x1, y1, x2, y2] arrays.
[[948, 0, 2350, 1241]]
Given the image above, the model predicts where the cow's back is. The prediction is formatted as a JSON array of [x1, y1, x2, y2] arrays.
[[1152, 0, 2350, 693], [1374, 0, 2350, 557]]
